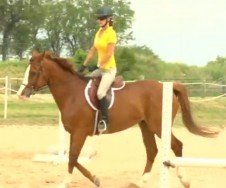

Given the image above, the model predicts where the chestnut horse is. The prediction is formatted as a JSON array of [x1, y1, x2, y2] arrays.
[[19, 51, 218, 187]]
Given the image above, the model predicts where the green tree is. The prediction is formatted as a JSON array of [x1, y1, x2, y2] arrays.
[[0, 0, 134, 59], [0, 0, 45, 60], [11, 24, 32, 59], [205, 56, 226, 81], [58, 0, 134, 55], [0, 0, 24, 60], [115, 45, 163, 80], [41, 2, 66, 54]]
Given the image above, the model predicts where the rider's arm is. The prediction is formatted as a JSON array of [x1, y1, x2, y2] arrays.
[[83, 46, 97, 66]]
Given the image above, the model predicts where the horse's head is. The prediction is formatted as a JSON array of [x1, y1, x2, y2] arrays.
[[18, 50, 52, 99]]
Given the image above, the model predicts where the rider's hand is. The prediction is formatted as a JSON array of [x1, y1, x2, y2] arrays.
[[78, 65, 87, 73], [88, 65, 98, 72]]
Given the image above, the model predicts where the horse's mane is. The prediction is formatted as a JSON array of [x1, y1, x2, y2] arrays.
[[45, 55, 90, 82], [47, 56, 76, 74]]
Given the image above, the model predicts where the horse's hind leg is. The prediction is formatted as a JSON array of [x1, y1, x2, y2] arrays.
[[171, 133, 183, 157], [139, 121, 158, 174], [134, 121, 158, 186], [171, 133, 190, 188]]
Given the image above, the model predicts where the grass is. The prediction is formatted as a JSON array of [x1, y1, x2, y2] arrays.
[[0, 94, 58, 126], [0, 94, 226, 127], [174, 97, 226, 128], [0, 60, 28, 78]]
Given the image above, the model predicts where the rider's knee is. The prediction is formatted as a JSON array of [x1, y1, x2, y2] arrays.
[[97, 91, 106, 100]]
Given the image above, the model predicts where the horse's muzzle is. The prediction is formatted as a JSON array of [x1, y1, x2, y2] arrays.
[[20, 87, 34, 99], [18, 95, 29, 100]]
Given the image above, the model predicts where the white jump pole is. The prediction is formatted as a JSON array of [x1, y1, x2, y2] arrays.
[[58, 111, 67, 156], [32, 111, 68, 164], [171, 157, 226, 168], [32, 111, 93, 164], [4, 76, 9, 119], [160, 82, 173, 188]]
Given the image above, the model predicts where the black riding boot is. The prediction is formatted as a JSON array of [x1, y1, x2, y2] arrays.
[[98, 97, 108, 133]]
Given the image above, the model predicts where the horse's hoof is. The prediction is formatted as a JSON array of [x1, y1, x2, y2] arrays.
[[182, 182, 190, 188], [93, 176, 100, 187], [57, 183, 69, 188], [127, 183, 141, 188], [179, 177, 190, 188]]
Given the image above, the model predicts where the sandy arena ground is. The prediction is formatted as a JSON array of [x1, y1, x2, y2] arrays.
[[0, 125, 226, 188]]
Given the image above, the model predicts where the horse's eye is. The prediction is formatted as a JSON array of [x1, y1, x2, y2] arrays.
[[30, 71, 37, 77]]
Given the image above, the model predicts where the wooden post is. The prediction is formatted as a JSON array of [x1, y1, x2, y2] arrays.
[[202, 79, 206, 98], [4, 76, 8, 119]]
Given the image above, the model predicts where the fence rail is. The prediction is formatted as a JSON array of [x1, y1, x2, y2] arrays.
[[1, 76, 226, 119], [1, 77, 226, 97]]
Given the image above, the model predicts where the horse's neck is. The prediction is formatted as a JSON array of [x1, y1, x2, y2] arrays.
[[48, 70, 86, 111]]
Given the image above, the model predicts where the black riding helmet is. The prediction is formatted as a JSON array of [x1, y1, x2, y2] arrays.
[[96, 6, 113, 19]]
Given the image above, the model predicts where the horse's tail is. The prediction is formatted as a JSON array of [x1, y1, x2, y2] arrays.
[[173, 83, 219, 138]]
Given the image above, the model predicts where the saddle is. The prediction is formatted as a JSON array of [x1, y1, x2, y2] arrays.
[[84, 76, 125, 110]]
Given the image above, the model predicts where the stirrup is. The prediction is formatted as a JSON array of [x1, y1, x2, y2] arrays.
[[98, 120, 107, 134]]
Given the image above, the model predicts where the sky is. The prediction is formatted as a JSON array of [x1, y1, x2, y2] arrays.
[[129, 0, 226, 66]]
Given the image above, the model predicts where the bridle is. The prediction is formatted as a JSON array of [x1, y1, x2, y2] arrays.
[[23, 61, 48, 96], [22, 57, 77, 97]]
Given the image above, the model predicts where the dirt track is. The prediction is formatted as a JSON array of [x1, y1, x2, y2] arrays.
[[0, 125, 226, 188]]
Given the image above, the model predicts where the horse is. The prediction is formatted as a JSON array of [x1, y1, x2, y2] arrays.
[[18, 50, 219, 187]]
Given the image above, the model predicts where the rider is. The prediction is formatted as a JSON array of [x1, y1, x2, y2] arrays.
[[79, 6, 117, 133]]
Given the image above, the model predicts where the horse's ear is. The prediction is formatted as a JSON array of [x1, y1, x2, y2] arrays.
[[32, 50, 40, 57], [42, 51, 47, 58], [43, 51, 53, 59]]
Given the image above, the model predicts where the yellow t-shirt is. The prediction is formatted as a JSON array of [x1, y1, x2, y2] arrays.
[[94, 26, 117, 70]]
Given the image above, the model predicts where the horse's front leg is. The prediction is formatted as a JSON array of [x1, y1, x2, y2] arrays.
[[66, 130, 100, 187]]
